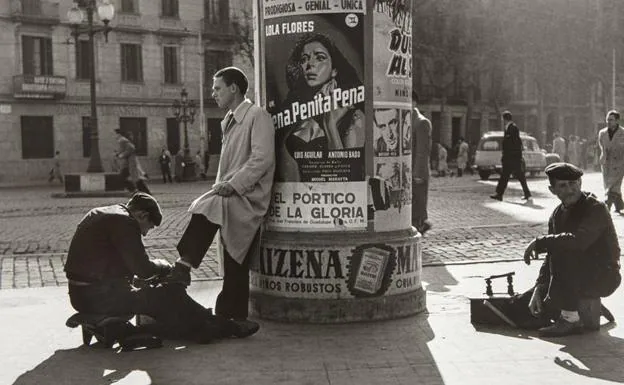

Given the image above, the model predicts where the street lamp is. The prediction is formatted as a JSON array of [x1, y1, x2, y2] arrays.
[[67, 0, 115, 173], [172, 88, 197, 181]]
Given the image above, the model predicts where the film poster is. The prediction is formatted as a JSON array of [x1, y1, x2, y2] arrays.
[[263, 0, 367, 231], [370, 2, 413, 232]]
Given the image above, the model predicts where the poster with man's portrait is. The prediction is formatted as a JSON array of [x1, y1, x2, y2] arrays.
[[373, 108, 399, 157]]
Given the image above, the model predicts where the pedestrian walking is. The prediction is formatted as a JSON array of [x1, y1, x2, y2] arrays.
[[436, 143, 448, 177], [552, 131, 567, 161], [195, 150, 206, 179], [567, 135, 581, 166], [115, 129, 151, 195], [48, 150, 63, 184], [411, 91, 433, 234], [111, 151, 120, 173], [159, 148, 173, 183], [598, 110, 624, 213], [167, 67, 276, 337], [456, 137, 469, 177], [174, 149, 184, 182], [490, 110, 531, 201]]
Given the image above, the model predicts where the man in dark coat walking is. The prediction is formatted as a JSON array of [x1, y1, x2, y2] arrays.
[[491, 111, 531, 201], [411, 91, 433, 234]]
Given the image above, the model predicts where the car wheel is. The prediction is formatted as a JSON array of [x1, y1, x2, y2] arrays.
[[478, 170, 491, 180]]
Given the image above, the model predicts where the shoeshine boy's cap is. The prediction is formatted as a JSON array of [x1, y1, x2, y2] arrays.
[[127, 192, 163, 226], [545, 162, 583, 182]]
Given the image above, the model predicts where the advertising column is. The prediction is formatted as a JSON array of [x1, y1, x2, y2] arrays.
[[251, 0, 425, 323]]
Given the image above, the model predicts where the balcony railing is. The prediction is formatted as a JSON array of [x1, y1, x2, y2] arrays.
[[201, 18, 235, 39], [10, 0, 60, 24]]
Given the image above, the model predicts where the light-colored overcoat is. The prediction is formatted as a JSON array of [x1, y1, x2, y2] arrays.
[[117, 135, 146, 182], [598, 125, 624, 193], [553, 136, 566, 160], [456, 141, 469, 170], [188, 99, 275, 264]]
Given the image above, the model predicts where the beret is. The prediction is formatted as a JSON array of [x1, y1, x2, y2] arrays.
[[127, 192, 163, 226], [545, 162, 583, 181]]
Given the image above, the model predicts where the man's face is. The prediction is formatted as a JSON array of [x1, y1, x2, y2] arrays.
[[212, 76, 235, 109], [134, 211, 155, 236], [607, 115, 619, 129], [549, 179, 582, 206], [375, 109, 398, 144]]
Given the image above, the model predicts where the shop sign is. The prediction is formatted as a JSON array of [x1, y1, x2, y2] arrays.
[[13, 75, 67, 99]]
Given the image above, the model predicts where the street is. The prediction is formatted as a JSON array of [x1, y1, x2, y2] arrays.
[[1, 171, 621, 289], [2, 172, 624, 385]]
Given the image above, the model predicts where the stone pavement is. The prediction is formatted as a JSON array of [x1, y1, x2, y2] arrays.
[[1, 172, 622, 289], [3, 260, 624, 385]]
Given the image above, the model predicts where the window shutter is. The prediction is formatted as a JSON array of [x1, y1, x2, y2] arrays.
[[219, 0, 229, 21], [43, 38, 53, 75], [121, 44, 127, 81], [22, 36, 34, 75], [136, 45, 143, 81]]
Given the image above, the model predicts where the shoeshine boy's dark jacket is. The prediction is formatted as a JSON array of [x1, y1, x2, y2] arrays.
[[534, 192, 621, 295], [64, 204, 162, 282]]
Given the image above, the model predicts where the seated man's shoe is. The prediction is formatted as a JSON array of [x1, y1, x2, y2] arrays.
[[164, 262, 191, 287], [538, 317, 584, 337], [490, 194, 503, 201], [231, 319, 260, 338]]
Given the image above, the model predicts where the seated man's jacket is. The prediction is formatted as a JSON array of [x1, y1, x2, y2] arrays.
[[534, 192, 621, 296], [64, 204, 161, 282]]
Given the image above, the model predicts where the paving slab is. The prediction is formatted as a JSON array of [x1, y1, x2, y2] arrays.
[[3, 261, 623, 385]]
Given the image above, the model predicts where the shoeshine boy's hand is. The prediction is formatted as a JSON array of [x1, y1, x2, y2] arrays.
[[523, 239, 537, 265], [213, 182, 234, 197]]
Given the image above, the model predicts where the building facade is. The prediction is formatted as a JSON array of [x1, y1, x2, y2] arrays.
[[412, 0, 624, 155], [0, 0, 250, 183]]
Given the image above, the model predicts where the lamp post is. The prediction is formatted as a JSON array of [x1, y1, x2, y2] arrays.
[[67, 0, 115, 173], [172, 88, 197, 181]]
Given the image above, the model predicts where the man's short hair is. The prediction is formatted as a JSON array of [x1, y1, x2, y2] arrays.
[[214, 66, 248, 96], [502, 110, 512, 121], [545, 162, 583, 185], [127, 192, 163, 226], [607, 109, 620, 121]]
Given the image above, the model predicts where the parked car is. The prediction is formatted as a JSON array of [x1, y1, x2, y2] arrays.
[[473, 131, 547, 180]]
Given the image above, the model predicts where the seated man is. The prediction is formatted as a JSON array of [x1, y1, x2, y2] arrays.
[[522, 162, 621, 337], [64, 192, 250, 344]]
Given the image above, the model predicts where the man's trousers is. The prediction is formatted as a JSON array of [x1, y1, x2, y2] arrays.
[[495, 163, 531, 197], [177, 214, 254, 320], [68, 279, 223, 340]]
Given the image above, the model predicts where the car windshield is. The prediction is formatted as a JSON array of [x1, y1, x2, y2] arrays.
[[522, 138, 540, 151], [479, 137, 540, 151], [478, 138, 501, 150]]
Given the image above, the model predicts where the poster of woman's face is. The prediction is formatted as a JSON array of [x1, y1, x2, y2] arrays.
[[266, 14, 366, 183]]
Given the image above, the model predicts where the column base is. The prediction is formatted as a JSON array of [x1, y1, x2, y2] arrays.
[[250, 287, 426, 323]]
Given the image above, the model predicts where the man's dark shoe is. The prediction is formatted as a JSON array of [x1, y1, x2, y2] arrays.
[[490, 194, 503, 201], [418, 220, 432, 235], [231, 319, 260, 338], [538, 317, 584, 337], [165, 262, 191, 287]]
